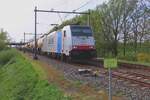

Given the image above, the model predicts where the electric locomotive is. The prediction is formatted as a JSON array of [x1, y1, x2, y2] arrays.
[[41, 25, 96, 60], [61, 25, 96, 59]]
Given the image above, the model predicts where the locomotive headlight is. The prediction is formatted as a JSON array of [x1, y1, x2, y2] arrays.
[[89, 46, 95, 49], [73, 46, 77, 49]]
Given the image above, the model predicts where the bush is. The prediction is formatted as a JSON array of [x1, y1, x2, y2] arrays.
[[118, 50, 137, 61], [0, 41, 6, 51], [0, 30, 8, 51], [0, 49, 16, 65], [137, 53, 150, 62]]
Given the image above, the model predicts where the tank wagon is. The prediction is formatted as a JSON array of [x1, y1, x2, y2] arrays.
[[37, 36, 44, 54], [27, 25, 97, 60]]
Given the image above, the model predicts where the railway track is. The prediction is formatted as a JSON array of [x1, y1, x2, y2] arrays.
[[71, 60, 150, 88], [25, 51, 150, 99], [111, 70, 150, 88], [115, 69, 150, 79]]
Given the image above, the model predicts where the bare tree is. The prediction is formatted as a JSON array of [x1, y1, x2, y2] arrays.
[[138, 0, 150, 47], [120, 0, 138, 56]]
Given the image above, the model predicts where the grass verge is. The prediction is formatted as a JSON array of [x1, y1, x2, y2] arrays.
[[0, 49, 70, 100]]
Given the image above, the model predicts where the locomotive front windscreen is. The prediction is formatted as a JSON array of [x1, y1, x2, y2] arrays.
[[71, 26, 92, 36]]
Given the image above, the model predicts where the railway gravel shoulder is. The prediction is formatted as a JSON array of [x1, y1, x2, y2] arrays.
[[26, 52, 150, 100]]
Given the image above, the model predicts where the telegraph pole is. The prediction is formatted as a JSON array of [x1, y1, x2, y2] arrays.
[[34, 6, 38, 60], [88, 9, 90, 26]]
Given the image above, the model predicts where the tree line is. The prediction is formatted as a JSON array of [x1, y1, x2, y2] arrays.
[[49, 0, 150, 58], [0, 29, 8, 51]]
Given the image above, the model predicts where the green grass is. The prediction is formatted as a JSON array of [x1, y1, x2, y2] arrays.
[[0, 49, 71, 100], [97, 42, 150, 64], [118, 60, 150, 67], [117, 43, 150, 63]]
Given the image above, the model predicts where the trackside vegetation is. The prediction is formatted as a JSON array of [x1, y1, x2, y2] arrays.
[[49, 0, 150, 63], [0, 49, 70, 100], [0, 29, 8, 51]]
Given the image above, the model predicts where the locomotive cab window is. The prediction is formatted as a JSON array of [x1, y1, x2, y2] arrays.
[[71, 26, 92, 36]]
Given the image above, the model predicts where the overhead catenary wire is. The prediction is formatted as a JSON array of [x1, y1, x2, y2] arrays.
[[63, 0, 93, 20], [73, 0, 93, 11], [36, 0, 94, 28]]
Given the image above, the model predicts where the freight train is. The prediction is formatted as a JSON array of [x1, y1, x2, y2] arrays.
[[24, 25, 97, 61]]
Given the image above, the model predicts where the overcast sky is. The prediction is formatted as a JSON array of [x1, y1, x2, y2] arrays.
[[0, 0, 108, 42]]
